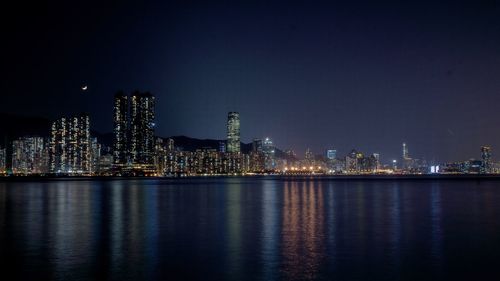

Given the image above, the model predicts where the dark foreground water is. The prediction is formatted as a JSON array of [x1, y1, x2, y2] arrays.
[[1, 178, 500, 281]]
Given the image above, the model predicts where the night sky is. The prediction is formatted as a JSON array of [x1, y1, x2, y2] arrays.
[[2, 0, 500, 163]]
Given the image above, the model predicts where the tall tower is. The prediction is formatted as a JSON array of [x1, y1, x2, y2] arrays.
[[0, 146, 5, 174], [226, 112, 240, 153], [481, 146, 491, 173], [130, 91, 155, 165], [11, 137, 47, 174], [74, 114, 91, 173], [50, 117, 67, 173], [113, 92, 129, 165], [49, 113, 91, 174], [263, 137, 276, 170], [402, 142, 409, 159]]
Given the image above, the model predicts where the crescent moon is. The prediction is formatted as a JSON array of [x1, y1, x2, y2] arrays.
[[82, 85, 88, 91]]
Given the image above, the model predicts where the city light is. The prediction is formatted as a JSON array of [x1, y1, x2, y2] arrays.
[[0, 97, 497, 177]]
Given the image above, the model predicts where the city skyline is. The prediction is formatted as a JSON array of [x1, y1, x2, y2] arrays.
[[0, 90, 496, 176], [2, 1, 500, 162], [0, 102, 495, 166], [3, 2, 500, 281]]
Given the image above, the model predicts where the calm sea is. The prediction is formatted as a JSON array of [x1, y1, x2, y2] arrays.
[[1, 177, 500, 280]]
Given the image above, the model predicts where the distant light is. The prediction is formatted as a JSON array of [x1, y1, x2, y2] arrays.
[[81, 85, 88, 91]]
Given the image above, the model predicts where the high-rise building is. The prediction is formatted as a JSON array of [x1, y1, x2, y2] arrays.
[[326, 149, 338, 173], [167, 138, 175, 151], [219, 141, 226, 153], [344, 149, 377, 173], [12, 137, 48, 174], [303, 148, 315, 167], [263, 137, 276, 170], [91, 137, 101, 174], [326, 149, 337, 160], [130, 91, 155, 165], [345, 149, 358, 172], [305, 148, 313, 161], [252, 138, 263, 153], [372, 153, 380, 170], [154, 137, 167, 175], [226, 112, 240, 153], [249, 139, 265, 172], [0, 147, 5, 174], [481, 146, 491, 174], [49, 117, 67, 173], [402, 142, 409, 159], [113, 92, 129, 165], [402, 142, 414, 170], [49, 113, 91, 174]]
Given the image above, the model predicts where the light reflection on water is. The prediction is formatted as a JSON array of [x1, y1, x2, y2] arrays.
[[1, 178, 500, 280]]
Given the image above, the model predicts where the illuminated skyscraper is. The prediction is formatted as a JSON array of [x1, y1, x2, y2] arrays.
[[345, 149, 358, 172], [250, 138, 265, 172], [91, 137, 101, 174], [226, 112, 240, 153], [130, 91, 155, 165], [263, 137, 276, 170], [481, 146, 491, 173], [304, 148, 315, 167], [69, 114, 91, 173], [154, 137, 167, 175], [0, 147, 5, 173], [402, 142, 409, 159], [49, 117, 67, 173], [372, 153, 380, 170], [113, 92, 129, 165], [12, 137, 48, 174], [167, 138, 175, 151], [326, 149, 337, 160], [49, 113, 91, 174], [402, 142, 413, 170]]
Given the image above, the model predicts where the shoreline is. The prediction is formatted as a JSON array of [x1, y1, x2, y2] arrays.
[[2, 174, 500, 182]]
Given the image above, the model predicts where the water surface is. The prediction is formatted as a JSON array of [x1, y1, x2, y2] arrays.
[[1, 178, 500, 280]]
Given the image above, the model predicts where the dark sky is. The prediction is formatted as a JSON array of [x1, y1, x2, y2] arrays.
[[2, 0, 500, 163]]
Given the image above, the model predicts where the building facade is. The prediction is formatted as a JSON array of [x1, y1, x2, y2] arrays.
[[226, 112, 240, 153], [249, 138, 265, 172], [0, 147, 5, 174], [113, 92, 129, 165], [481, 146, 491, 173], [11, 137, 48, 174], [263, 137, 276, 170], [130, 91, 155, 165], [326, 149, 337, 160], [49, 114, 91, 174]]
